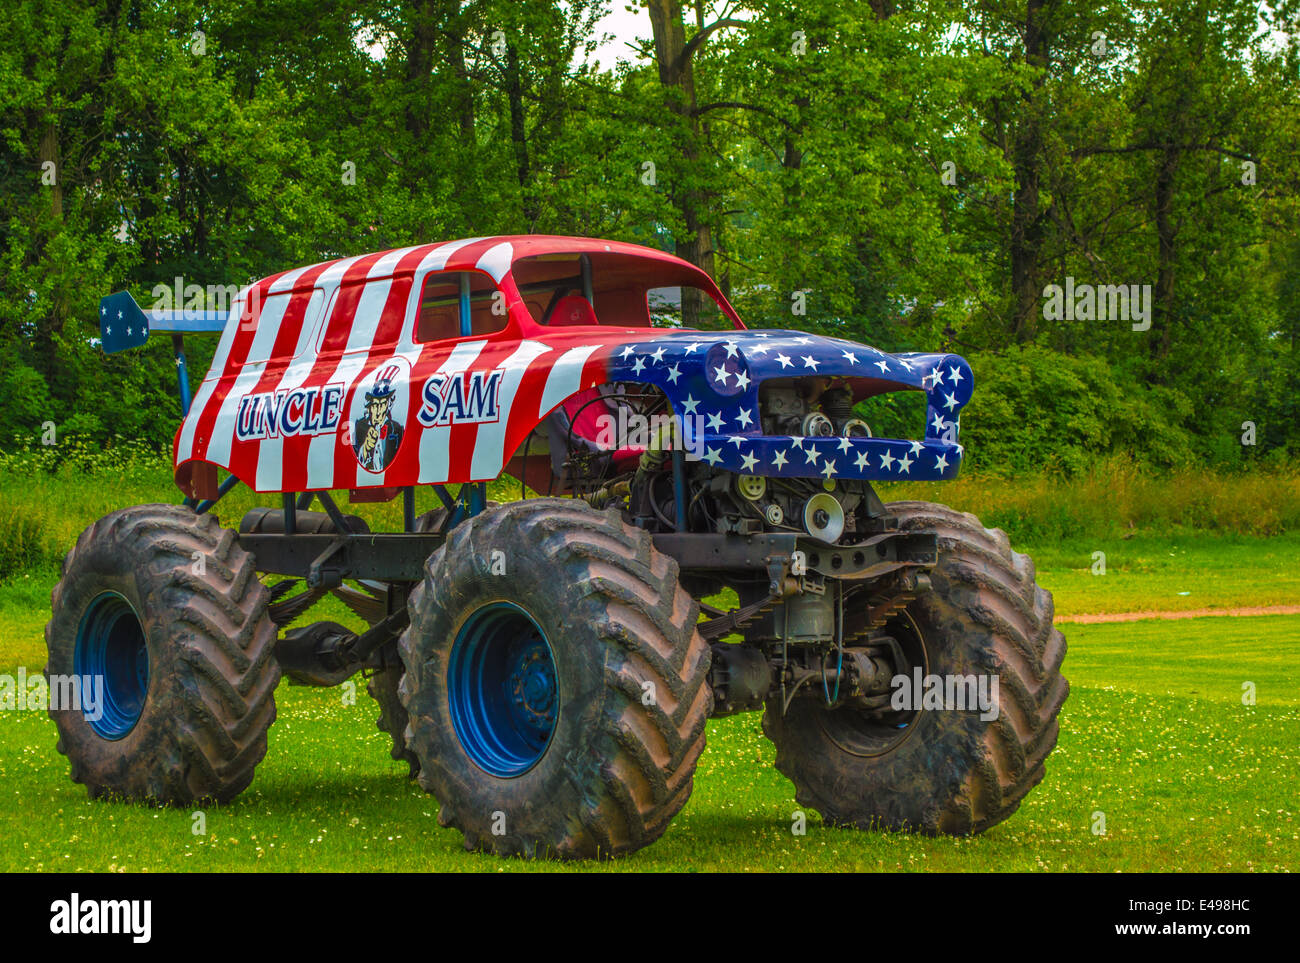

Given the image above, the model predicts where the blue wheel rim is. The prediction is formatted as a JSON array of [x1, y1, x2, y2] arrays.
[[73, 592, 149, 740], [447, 602, 558, 777]]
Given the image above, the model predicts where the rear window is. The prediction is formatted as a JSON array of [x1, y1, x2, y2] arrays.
[[513, 252, 726, 328]]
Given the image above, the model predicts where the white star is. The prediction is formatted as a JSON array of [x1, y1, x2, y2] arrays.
[[897, 453, 913, 475], [684, 342, 701, 354], [909, 440, 924, 455], [879, 451, 896, 471], [740, 452, 758, 472], [772, 449, 789, 469], [117, 310, 123, 320], [712, 364, 731, 385], [100, 306, 106, 316], [934, 453, 949, 471], [734, 370, 751, 390], [727, 435, 746, 448], [854, 451, 870, 470], [681, 394, 700, 415], [126, 326, 132, 336], [790, 436, 805, 449], [749, 343, 769, 355], [948, 366, 964, 384], [735, 408, 754, 429], [620, 345, 636, 359], [631, 356, 646, 374], [666, 363, 681, 384], [804, 445, 820, 466], [874, 360, 890, 373], [775, 353, 793, 369], [792, 337, 812, 345], [837, 436, 853, 452], [650, 346, 666, 363], [703, 446, 722, 466], [723, 341, 739, 358], [105, 326, 112, 335], [923, 370, 940, 388], [842, 350, 859, 364], [943, 391, 958, 411], [706, 412, 724, 431], [801, 355, 819, 370], [931, 412, 947, 433], [821, 459, 837, 479], [898, 358, 914, 371]]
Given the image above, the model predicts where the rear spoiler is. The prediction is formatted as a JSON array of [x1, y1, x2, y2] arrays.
[[98, 290, 227, 414], [98, 290, 225, 354]]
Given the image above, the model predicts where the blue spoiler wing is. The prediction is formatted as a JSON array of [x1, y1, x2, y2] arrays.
[[99, 290, 226, 354]]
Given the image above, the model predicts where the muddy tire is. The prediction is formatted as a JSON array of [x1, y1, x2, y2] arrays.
[[763, 501, 1068, 835], [398, 498, 711, 859], [368, 664, 418, 778], [45, 505, 280, 804]]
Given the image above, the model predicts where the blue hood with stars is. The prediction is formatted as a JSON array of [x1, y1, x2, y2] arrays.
[[598, 329, 972, 482]]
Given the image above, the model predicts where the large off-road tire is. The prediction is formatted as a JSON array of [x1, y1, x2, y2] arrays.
[[763, 501, 1068, 835], [368, 502, 499, 779], [398, 498, 711, 859], [45, 505, 280, 804]]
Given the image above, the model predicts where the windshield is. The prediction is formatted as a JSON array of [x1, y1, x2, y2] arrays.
[[512, 251, 733, 329]]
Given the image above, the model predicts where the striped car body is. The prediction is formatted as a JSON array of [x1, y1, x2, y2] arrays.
[[173, 235, 971, 498]]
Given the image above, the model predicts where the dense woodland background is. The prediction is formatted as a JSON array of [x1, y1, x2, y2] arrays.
[[1, 0, 1297, 474]]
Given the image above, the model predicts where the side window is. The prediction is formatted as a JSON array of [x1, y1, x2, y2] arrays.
[[415, 271, 508, 342], [646, 287, 683, 327]]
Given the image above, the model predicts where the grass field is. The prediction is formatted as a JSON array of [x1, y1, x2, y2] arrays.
[[1, 460, 1297, 871], [0, 608, 1294, 872]]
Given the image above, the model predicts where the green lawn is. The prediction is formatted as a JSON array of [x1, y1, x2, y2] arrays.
[[1, 570, 1295, 871], [3, 463, 1297, 871], [1029, 534, 1300, 617]]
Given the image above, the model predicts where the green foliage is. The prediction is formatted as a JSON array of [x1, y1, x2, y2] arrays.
[[959, 345, 1197, 474], [0, 0, 1295, 470]]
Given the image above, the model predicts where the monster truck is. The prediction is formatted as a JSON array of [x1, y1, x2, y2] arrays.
[[47, 235, 1066, 858]]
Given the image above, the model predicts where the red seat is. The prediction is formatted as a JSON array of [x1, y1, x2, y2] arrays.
[[549, 294, 599, 327], [548, 295, 642, 472]]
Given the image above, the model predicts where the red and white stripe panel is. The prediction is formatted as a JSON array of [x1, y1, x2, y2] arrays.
[[174, 238, 635, 494]]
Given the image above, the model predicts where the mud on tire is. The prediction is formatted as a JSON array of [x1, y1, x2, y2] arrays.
[[45, 505, 280, 804], [398, 498, 711, 859], [367, 664, 418, 778], [763, 501, 1068, 835]]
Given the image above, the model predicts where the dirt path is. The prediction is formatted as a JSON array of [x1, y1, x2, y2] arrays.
[[1057, 604, 1300, 624]]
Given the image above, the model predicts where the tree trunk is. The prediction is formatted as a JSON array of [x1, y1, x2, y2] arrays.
[[38, 121, 62, 220], [647, 0, 715, 327], [504, 42, 534, 224], [405, 0, 436, 139], [1009, 0, 1051, 342], [1152, 142, 1178, 363]]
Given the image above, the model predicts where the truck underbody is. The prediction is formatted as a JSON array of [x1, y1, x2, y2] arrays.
[[228, 478, 938, 725]]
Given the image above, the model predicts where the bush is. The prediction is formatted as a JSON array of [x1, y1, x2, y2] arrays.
[[958, 345, 1197, 475]]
